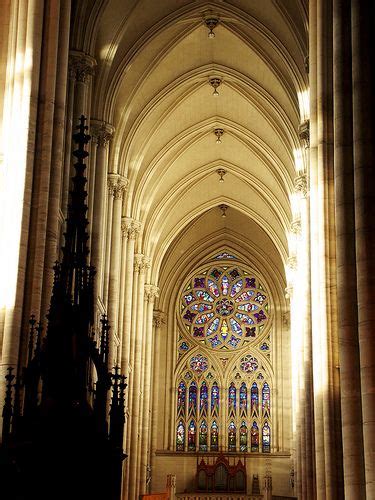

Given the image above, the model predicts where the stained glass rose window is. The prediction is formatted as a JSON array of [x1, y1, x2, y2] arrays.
[[181, 266, 269, 350]]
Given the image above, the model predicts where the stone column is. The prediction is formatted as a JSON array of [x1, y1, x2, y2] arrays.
[[103, 176, 114, 307], [69, 50, 96, 126], [120, 218, 141, 372], [127, 254, 150, 500], [40, 0, 72, 319], [310, 1, 343, 497], [295, 156, 315, 498], [150, 310, 165, 489], [89, 122, 114, 306], [106, 174, 128, 365], [63, 51, 96, 210], [333, 0, 365, 498], [0, 0, 46, 413], [139, 284, 159, 494], [351, 3, 375, 497]]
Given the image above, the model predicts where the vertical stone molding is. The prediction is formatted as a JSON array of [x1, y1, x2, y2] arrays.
[[139, 284, 159, 494], [107, 174, 128, 366], [351, 3, 375, 497], [89, 121, 114, 304], [333, 0, 365, 497], [150, 310, 166, 489], [128, 253, 151, 499]]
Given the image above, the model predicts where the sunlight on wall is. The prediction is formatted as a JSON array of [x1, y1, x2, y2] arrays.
[[297, 88, 310, 122], [293, 147, 304, 175], [0, 48, 32, 308]]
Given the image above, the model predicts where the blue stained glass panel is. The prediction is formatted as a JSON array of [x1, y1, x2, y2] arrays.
[[191, 303, 213, 312], [208, 335, 222, 348], [240, 382, 247, 412], [200, 382, 208, 414], [207, 317, 220, 336], [189, 381, 197, 415], [237, 303, 258, 312], [235, 290, 255, 302], [228, 383, 236, 412], [211, 383, 219, 414], [195, 312, 214, 324], [177, 381, 186, 415], [228, 335, 240, 348], [251, 382, 259, 414], [221, 275, 229, 295], [195, 290, 215, 302], [230, 280, 243, 297], [235, 312, 254, 325], [207, 279, 220, 297], [229, 318, 242, 335]]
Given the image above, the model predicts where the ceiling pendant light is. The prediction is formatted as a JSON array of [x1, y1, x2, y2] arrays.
[[217, 169, 226, 182], [214, 128, 224, 144], [219, 204, 228, 218], [209, 77, 222, 96], [204, 17, 219, 38]]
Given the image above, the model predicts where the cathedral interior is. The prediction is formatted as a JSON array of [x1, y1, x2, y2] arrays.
[[0, 1, 374, 499]]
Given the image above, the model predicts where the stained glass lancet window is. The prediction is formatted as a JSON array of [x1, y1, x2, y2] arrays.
[[262, 382, 270, 417], [211, 382, 219, 416], [188, 420, 196, 451], [251, 382, 259, 416], [228, 382, 236, 415], [176, 421, 185, 451], [177, 381, 186, 417], [199, 420, 208, 451], [240, 421, 248, 452], [262, 421, 270, 452], [200, 381, 208, 416], [228, 421, 236, 451], [211, 421, 219, 451], [251, 421, 259, 452], [240, 382, 247, 416], [189, 381, 197, 416]]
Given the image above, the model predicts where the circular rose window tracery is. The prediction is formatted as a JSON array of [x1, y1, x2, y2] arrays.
[[181, 266, 269, 350]]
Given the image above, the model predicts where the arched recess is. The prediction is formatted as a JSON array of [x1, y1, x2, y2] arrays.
[[152, 207, 290, 456]]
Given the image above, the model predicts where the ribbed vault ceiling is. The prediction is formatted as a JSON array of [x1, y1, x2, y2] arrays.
[[73, 0, 308, 286]]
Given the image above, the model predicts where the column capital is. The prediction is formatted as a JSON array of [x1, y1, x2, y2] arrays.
[[153, 310, 166, 328], [287, 254, 297, 271], [91, 120, 114, 147], [294, 173, 309, 198], [290, 217, 301, 235], [107, 173, 128, 199], [69, 50, 96, 83], [134, 254, 151, 273], [144, 284, 160, 303], [285, 284, 293, 300], [121, 217, 142, 239], [298, 119, 310, 149]]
